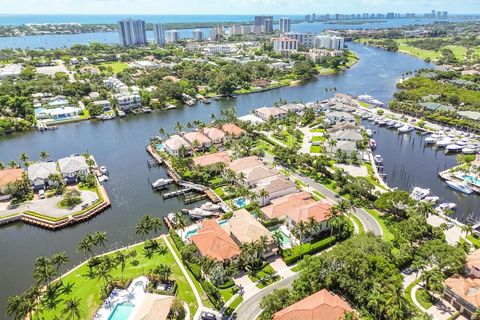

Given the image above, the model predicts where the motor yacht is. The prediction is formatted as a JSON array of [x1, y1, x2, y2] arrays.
[[398, 125, 414, 133], [411, 187, 430, 201], [446, 180, 473, 195], [374, 155, 384, 164]]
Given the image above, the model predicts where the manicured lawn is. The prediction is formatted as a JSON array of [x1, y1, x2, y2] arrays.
[[310, 145, 323, 153], [405, 278, 420, 305], [225, 295, 243, 315], [358, 101, 371, 108], [99, 61, 129, 73], [309, 128, 325, 133], [397, 43, 441, 61], [311, 135, 325, 142], [364, 208, 395, 242], [467, 234, 480, 249], [247, 263, 280, 289], [219, 285, 239, 303], [213, 186, 225, 198], [350, 213, 365, 234], [416, 288, 435, 309], [40, 237, 198, 319], [294, 179, 307, 188], [312, 190, 326, 199]]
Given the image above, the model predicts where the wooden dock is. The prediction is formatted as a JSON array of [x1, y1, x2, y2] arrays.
[[163, 188, 192, 199]]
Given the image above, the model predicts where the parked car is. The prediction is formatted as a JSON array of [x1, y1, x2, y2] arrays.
[[38, 189, 45, 199], [201, 312, 217, 320]]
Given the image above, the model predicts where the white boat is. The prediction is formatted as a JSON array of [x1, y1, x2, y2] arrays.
[[446, 144, 463, 153], [462, 146, 477, 154], [187, 208, 216, 219], [386, 120, 396, 127], [423, 196, 439, 203], [378, 119, 387, 126], [435, 202, 457, 212], [98, 175, 109, 182], [393, 122, 403, 129], [374, 117, 382, 124], [361, 113, 370, 119], [99, 166, 108, 175], [117, 110, 126, 117], [398, 125, 414, 133], [151, 178, 174, 189], [446, 180, 473, 195], [425, 135, 443, 144], [369, 139, 377, 149], [411, 187, 430, 201], [367, 116, 374, 121], [436, 138, 453, 147], [200, 202, 221, 212], [366, 129, 373, 137]]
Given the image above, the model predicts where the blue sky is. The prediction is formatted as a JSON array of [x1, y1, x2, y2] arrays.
[[2, 0, 480, 14]]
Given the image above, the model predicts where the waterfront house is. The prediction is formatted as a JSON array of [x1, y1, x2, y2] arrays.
[[466, 249, 480, 278], [192, 151, 230, 168], [330, 129, 363, 142], [325, 111, 355, 125], [115, 93, 142, 111], [189, 219, 240, 263], [444, 275, 480, 319], [261, 192, 332, 236], [252, 175, 299, 206], [164, 135, 192, 156], [272, 289, 352, 320], [27, 162, 59, 191], [254, 106, 287, 121], [58, 156, 89, 183], [202, 127, 225, 146], [327, 140, 358, 155], [93, 100, 112, 112], [182, 131, 212, 151], [237, 114, 265, 124], [0, 168, 24, 200], [227, 209, 277, 258], [221, 123, 245, 137], [279, 103, 306, 114], [129, 293, 174, 320], [328, 123, 363, 133], [227, 156, 277, 187]]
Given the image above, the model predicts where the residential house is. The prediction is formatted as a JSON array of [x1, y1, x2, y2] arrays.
[[192, 151, 230, 168], [228, 209, 277, 258], [466, 249, 480, 278], [272, 289, 352, 320], [279, 103, 306, 114], [227, 156, 277, 187], [164, 135, 191, 156], [58, 156, 89, 183], [182, 131, 212, 151], [93, 100, 112, 112], [261, 192, 332, 236], [328, 123, 362, 133], [27, 162, 59, 190], [325, 111, 355, 125], [252, 175, 299, 206], [444, 275, 480, 319], [330, 129, 363, 142], [327, 140, 358, 155], [189, 219, 240, 262], [130, 293, 174, 320], [221, 123, 245, 137], [202, 127, 225, 146], [254, 106, 287, 121], [0, 168, 24, 200]]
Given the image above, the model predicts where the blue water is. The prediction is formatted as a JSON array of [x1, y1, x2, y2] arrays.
[[1, 15, 477, 49], [234, 197, 246, 208], [108, 302, 135, 320], [463, 174, 480, 186]]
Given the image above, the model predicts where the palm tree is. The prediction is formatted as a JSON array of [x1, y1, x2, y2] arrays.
[[39, 151, 50, 161], [153, 264, 173, 282], [96, 256, 114, 289], [115, 251, 128, 282], [136, 214, 153, 240], [291, 221, 311, 251], [51, 252, 70, 284], [158, 127, 166, 137], [93, 231, 108, 248], [0, 161, 5, 170], [33, 256, 57, 287], [272, 231, 284, 253], [62, 298, 82, 320], [6, 294, 29, 320], [174, 211, 188, 238], [18, 152, 29, 167], [8, 160, 18, 168], [174, 121, 183, 133], [258, 188, 270, 205], [151, 217, 163, 236], [462, 224, 474, 238], [77, 237, 93, 258], [327, 138, 337, 153]]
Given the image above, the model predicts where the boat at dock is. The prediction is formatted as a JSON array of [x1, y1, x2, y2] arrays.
[[462, 146, 477, 154], [423, 196, 439, 203], [411, 187, 430, 201], [99, 166, 109, 175], [425, 134, 443, 144], [446, 180, 473, 195], [393, 122, 403, 129], [200, 202, 221, 212], [366, 129, 373, 137], [436, 138, 453, 148], [435, 202, 457, 212], [374, 154, 383, 164], [151, 178, 174, 189], [182, 208, 217, 219], [446, 144, 463, 153], [398, 125, 414, 133], [369, 139, 377, 149]]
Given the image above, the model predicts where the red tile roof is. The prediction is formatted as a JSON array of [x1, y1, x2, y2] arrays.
[[273, 289, 352, 320], [192, 151, 230, 168], [445, 275, 480, 308], [190, 220, 240, 262], [221, 123, 245, 137], [0, 168, 24, 189]]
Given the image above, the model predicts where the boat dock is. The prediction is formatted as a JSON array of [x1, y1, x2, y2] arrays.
[[184, 194, 207, 204], [163, 188, 192, 199]]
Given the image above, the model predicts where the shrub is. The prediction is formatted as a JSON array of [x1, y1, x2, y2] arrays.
[[186, 262, 203, 281], [282, 236, 337, 265], [216, 278, 235, 289], [201, 280, 224, 309], [169, 228, 185, 249]]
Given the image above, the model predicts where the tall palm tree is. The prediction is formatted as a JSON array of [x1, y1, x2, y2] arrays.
[[151, 217, 163, 237], [8, 160, 18, 169], [174, 212, 188, 238], [62, 298, 82, 320], [258, 188, 270, 205], [174, 121, 183, 133], [115, 251, 128, 282], [77, 237, 93, 258], [51, 252, 70, 284], [93, 231, 108, 248], [291, 221, 311, 252], [96, 256, 114, 289], [39, 151, 50, 161], [18, 152, 29, 167], [0, 161, 5, 170], [33, 256, 57, 287], [136, 215, 153, 240], [158, 127, 166, 137], [462, 224, 474, 238], [6, 294, 28, 320]]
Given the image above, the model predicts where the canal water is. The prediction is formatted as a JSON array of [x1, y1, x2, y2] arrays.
[[364, 122, 480, 222], [0, 43, 436, 314]]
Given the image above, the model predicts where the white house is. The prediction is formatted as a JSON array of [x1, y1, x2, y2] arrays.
[[27, 162, 59, 190], [58, 156, 89, 183], [164, 135, 192, 156], [254, 106, 287, 121]]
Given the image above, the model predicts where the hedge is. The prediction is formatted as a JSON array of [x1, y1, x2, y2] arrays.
[[262, 218, 284, 228], [282, 236, 337, 265], [201, 280, 224, 309], [216, 278, 235, 289], [169, 228, 185, 249]]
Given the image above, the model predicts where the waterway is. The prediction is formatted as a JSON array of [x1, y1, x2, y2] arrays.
[[0, 42, 446, 316]]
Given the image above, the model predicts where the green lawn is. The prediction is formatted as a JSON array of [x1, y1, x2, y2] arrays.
[[350, 213, 365, 234], [311, 136, 325, 142], [364, 208, 395, 242], [358, 101, 371, 108], [416, 288, 435, 309], [225, 295, 243, 315], [219, 285, 239, 303], [247, 263, 280, 288], [99, 61, 129, 73], [405, 279, 420, 305], [467, 234, 480, 249], [397, 43, 441, 61], [310, 145, 324, 153], [39, 237, 197, 319], [312, 190, 326, 199], [309, 128, 325, 133]]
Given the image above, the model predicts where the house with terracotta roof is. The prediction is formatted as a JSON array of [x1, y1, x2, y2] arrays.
[[130, 293, 174, 320], [228, 209, 277, 258], [0, 168, 24, 200], [444, 275, 480, 319], [254, 106, 287, 121], [202, 127, 225, 146], [164, 135, 191, 156], [227, 156, 277, 187], [182, 131, 212, 150], [252, 175, 299, 206], [221, 123, 245, 137], [466, 249, 480, 278], [261, 192, 332, 237], [272, 289, 352, 320], [192, 151, 230, 168], [189, 219, 240, 262]]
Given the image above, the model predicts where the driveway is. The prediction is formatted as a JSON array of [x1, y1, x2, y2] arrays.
[[427, 214, 463, 245], [427, 298, 468, 320]]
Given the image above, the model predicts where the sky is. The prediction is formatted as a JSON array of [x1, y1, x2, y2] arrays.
[[1, 0, 480, 15]]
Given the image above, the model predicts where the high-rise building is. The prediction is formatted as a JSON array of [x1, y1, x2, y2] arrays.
[[210, 26, 224, 41], [255, 15, 273, 27], [165, 30, 180, 43], [284, 32, 314, 48], [192, 29, 204, 41], [305, 14, 311, 22], [230, 25, 242, 35], [153, 23, 165, 47], [387, 12, 394, 19], [118, 19, 147, 47], [271, 37, 298, 56], [264, 18, 273, 33], [314, 35, 344, 50], [279, 17, 291, 33], [312, 13, 316, 21], [442, 11, 448, 18], [431, 10, 436, 18]]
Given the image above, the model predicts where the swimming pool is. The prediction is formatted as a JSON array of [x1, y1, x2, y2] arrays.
[[107, 302, 135, 320], [269, 227, 292, 246], [463, 174, 480, 187], [234, 197, 247, 208], [156, 143, 163, 151], [184, 220, 229, 239]]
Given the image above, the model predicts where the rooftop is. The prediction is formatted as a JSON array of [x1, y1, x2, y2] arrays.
[[0, 168, 24, 189], [27, 162, 58, 181], [58, 156, 88, 174], [182, 131, 212, 145], [192, 151, 230, 168], [228, 209, 273, 244], [222, 123, 245, 137], [202, 127, 226, 141], [445, 275, 480, 308], [164, 135, 191, 151], [272, 289, 352, 320]]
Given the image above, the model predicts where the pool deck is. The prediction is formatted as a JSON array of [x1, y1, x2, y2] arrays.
[[438, 167, 480, 195]]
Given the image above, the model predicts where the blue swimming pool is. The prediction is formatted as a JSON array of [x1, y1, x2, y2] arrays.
[[234, 197, 246, 208], [156, 143, 163, 151], [463, 174, 480, 187], [108, 302, 135, 320]]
